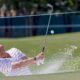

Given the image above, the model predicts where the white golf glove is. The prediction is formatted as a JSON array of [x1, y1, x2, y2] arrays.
[[36, 58, 45, 66]]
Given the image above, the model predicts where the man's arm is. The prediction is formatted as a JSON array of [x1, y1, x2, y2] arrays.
[[12, 52, 44, 70], [12, 57, 36, 70]]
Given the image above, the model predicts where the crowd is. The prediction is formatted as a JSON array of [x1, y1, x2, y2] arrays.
[[0, 0, 78, 17], [0, 4, 28, 17]]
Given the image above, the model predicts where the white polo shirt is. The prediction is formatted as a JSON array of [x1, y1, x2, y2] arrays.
[[0, 48, 31, 76]]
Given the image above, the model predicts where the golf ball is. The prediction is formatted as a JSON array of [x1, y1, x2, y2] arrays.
[[50, 30, 54, 34]]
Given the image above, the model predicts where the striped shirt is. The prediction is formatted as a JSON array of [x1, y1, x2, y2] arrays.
[[6, 48, 26, 61], [0, 48, 31, 76]]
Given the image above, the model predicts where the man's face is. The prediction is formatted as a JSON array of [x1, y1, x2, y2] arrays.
[[0, 52, 4, 58], [0, 45, 5, 58]]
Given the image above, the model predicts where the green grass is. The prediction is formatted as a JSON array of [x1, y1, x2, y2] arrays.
[[0, 32, 80, 78], [0, 32, 80, 57]]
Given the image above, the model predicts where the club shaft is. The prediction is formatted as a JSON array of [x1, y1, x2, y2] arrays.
[[42, 13, 52, 52], [45, 13, 52, 45]]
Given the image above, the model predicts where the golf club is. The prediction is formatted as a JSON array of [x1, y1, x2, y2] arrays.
[[42, 8, 53, 52]]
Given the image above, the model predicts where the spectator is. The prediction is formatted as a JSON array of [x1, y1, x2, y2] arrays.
[[0, 4, 7, 17], [10, 6, 17, 17]]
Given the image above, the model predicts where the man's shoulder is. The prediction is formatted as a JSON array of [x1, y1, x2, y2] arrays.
[[6, 47, 19, 53], [6, 47, 26, 59]]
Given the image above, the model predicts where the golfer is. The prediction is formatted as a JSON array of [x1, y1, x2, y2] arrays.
[[0, 44, 44, 76]]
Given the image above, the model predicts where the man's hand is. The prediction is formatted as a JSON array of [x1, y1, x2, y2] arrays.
[[35, 52, 44, 65], [36, 52, 44, 60]]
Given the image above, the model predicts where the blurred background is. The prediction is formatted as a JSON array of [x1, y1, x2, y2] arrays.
[[0, 0, 80, 37], [0, 0, 80, 77]]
